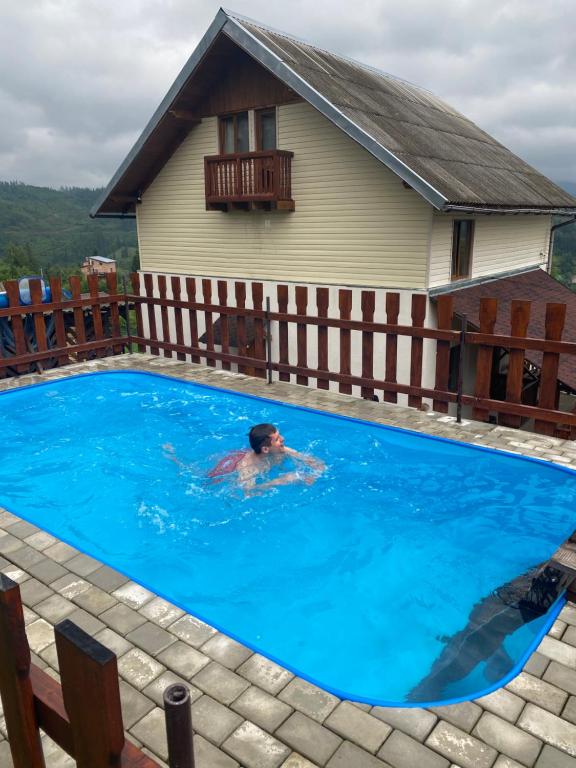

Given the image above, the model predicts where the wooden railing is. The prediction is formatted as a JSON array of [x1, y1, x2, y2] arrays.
[[204, 149, 294, 210], [0, 275, 128, 377], [0, 573, 165, 767], [3, 273, 576, 439]]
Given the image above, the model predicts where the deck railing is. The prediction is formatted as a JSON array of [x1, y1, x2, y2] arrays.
[[2, 273, 576, 439], [204, 150, 294, 209]]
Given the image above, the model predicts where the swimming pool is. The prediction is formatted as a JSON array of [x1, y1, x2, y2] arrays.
[[0, 370, 574, 706]]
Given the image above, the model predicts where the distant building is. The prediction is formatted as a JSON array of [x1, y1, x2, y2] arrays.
[[81, 256, 116, 277]]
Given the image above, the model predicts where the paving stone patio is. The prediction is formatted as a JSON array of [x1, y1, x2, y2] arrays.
[[1, 353, 576, 768]]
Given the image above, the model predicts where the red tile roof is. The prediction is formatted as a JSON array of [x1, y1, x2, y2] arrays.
[[439, 269, 576, 390]]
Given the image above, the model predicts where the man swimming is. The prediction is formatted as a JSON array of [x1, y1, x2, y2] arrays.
[[163, 423, 325, 494], [236, 423, 325, 493]]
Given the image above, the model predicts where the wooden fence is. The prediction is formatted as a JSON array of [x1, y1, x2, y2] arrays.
[[2, 273, 576, 439], [0, 573, 166, 767], [0, 274, 128, 378]]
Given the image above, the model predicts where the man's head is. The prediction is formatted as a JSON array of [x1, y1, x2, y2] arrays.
[[248, 423, 285, 454]]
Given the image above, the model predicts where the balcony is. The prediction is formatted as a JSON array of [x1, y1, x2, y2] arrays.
[[204, 150, 294, 211]]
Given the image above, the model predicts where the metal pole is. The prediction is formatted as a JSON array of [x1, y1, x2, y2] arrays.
[[265, 296, 273, 384], [164, 684, 194, 768], [456, 314, 467, 424], [122, 276, 131, 354]]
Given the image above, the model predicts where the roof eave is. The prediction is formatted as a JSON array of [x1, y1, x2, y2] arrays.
[[90, 8, 231, 218], [441, 204, 576, 216]]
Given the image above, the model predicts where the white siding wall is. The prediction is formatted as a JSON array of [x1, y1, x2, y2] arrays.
[[135, 272, 438, 408], [137, 101, 432, 289], [428, 212, 551, 288]]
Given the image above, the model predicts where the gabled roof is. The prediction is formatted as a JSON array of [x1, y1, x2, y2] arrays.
[[91, 8, 576, 218]]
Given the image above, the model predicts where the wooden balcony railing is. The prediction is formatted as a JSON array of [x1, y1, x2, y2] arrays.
[[204, 149, 294, 211]]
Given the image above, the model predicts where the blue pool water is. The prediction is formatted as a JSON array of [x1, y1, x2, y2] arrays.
[[0, 371, 574, 705]]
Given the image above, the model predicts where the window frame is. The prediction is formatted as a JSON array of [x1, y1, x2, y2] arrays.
[[255, 108, 277, 151], [451, 219, 475, 280], [218, 111, 249, 155]]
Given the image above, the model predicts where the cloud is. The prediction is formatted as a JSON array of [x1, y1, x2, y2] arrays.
[[0, 0, 574, 187]]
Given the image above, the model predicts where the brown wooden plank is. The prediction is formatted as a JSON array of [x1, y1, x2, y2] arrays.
[[30, 666, 74, 756], [500, 300, 531, 428], [5, 280, 28, 373], [536, 303, 566, 436], [0, 337, 130, 370], [171, 277, 186, 361], [295, 286, 308, 386], [385, 293, 400, 403], [472, 298, 498, 422], [105, 273, 123, 356], [235, 282, 247, 374], [185, 277, 200, 363], [433, 295, 453, 413], [316, 288, 329, 391], [339, 289, 352, 394], [48, 277, 70, 367], [217, 281, 231, 370], [87, 274, 105, 358], [0, 575, 46, 768], [129, 274, 145, 353], [29, 279, 48, 367], [409, 294, 427, 409], [361, 291, 375, 399], [277, 285, 290, 382], [157, 275, 172, 359], [143, 273, 159, 356], [252, 282, 266, 378], [202, 279, 216, 367], [69, 276, 88, 361], [55, 620, 125, 768]]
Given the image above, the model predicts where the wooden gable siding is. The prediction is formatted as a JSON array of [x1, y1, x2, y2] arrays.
[[428, 212, 551, 288], [195, 41, 302, 117], [137, 101, 432, 288]]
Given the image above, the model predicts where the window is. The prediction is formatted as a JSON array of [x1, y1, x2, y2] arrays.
[[451, 220, 474, 280], [219, 111, 249, 154], [255, 109, 277, 151]]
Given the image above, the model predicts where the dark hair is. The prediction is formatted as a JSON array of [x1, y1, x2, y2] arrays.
[[248, 423, 276, 454]]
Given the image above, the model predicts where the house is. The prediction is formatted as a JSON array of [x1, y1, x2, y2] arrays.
[[81, 255, 116, 278], [91, 9, 576, 409]]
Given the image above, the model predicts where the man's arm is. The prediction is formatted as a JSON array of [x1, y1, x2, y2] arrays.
[[284, 447, 326, 472]]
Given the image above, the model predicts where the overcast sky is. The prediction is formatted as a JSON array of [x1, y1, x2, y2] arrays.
[[0, 0, 574, 190]]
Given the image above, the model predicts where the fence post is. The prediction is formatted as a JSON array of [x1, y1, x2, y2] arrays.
[[122, 276, 132, 352], [164, 684, 194, 768], [54, 619, 125, 768], [535, 303, 566, 436], [265, 297, 273, 384], [456, 314, 467, 424], [0, 574, 46, 768], [501, 300, 531, 428]]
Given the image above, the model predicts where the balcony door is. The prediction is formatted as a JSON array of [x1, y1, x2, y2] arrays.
[[219, 111, 249, 154], [255, 108, 277, 151]]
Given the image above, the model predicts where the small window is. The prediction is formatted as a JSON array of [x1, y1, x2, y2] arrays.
[[451, 220, 474, 280], [255, 109, 277, 151], [219, 111, 249, 154]]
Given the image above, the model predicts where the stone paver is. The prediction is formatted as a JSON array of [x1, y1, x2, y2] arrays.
[[139, 596, 185, 628], [157, 640, 210, 679], [195, 734, 240, 768], [202, 633, 254, 670], [518, 704, 576, 757], [426, 721, 498, 768], [474, 688, 525, 723], [278, 679, 339, 723], [100, 602, 147, 634], [238, 654, 294, 695], [143, 671, 203, 708], [192, 661, 251, 706], [473, 711, 542, 767], [535, 745, 576, 767], [324, 702, 391, 754], [125, 621, 177, 656], [223, 721, 291, 768], [118, 648, 164, 690], [544, 662, 576, 697], [232, 686, 293, 733], [538, 638, 576, 669], [130, 707, 169, 761], [378, 729, 448, 768], [275, 712, 342, 766], [506, 672, 568, 715], [113, 581, 155, 609], [169, 614, 218, 646], [191, 695, 244, 745], [429, 702, 482, 733], [327, 741, 388, 768], [370, 706, 437, 741]]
